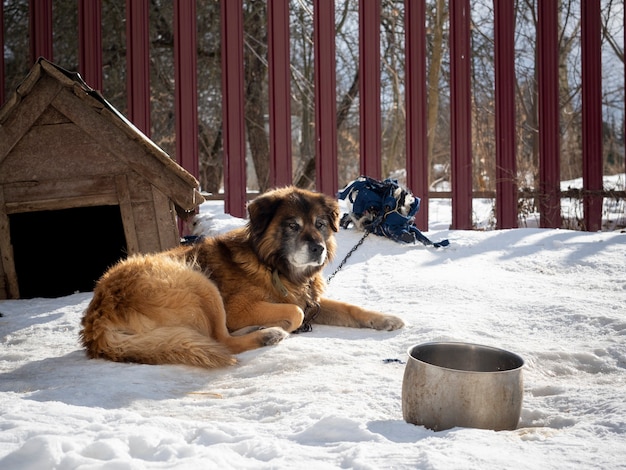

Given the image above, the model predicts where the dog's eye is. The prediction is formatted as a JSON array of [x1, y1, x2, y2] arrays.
[[288, 222, 300, 231], [316, 219, 327, 230]]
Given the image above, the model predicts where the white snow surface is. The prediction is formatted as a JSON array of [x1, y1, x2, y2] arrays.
[[1, 180, 626, 469]]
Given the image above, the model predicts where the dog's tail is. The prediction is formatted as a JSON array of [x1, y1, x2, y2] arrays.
[[81, 326, 237, 368]]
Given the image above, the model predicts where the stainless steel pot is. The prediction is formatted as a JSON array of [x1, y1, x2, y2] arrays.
[[402, 342, 524, 431]]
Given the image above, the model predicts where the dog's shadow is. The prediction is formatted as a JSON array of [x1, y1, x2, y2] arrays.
[[0, 326, 405, 410], [0, 350, 221, 409], [301, 324, 406, 343]]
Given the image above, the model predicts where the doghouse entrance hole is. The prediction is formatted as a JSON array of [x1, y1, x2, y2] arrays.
[[9, 205, 127, 298]]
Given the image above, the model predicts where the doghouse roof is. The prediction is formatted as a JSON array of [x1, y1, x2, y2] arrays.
[[0, 57, 203, 213]]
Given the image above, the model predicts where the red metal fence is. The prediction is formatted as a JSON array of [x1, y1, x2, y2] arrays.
[[0, 0, 619, 231]]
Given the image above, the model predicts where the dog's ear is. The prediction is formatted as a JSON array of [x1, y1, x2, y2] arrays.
[[321, 193, 340, 232], [247, 191, 283, 241]]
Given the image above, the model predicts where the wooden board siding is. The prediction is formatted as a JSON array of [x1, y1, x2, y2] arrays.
[[0, 58, 203, 299]]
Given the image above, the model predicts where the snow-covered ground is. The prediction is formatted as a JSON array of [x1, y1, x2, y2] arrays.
[[1, 175, 625, 469]]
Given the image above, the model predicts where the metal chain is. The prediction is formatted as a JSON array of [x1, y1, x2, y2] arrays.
[[326, 229, 371, 284]]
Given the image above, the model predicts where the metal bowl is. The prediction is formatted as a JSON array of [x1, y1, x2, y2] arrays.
[[402, 342, 524, 431]]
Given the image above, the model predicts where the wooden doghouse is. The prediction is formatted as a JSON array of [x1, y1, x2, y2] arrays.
[[0, 58, 204, 299]]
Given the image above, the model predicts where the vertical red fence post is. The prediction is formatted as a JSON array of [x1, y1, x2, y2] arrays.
[[125, 0, 151, 136], [314, 0, 338, 197], [14, 2, 617, 230], [174, 0, 199, 180], [78, 0, 102, 92], [537, 0, 561, 228], [221, 0, 247, 217], [404, 0, 429, 230], [359, 0, 381, 179], [268, 0, 293, 188], [581, 0, 603, 232], [449, 0, 473, 230], [494, 0, 517, 229], [29, 0, 53, 63]]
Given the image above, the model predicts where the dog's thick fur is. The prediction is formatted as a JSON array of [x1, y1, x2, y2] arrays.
[[80, 186, 404, 368]]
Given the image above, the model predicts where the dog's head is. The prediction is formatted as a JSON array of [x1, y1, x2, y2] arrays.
[[246, 187, 339, 283]]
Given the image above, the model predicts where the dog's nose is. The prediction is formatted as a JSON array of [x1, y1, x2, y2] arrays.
[[309, 242, 325, 256]]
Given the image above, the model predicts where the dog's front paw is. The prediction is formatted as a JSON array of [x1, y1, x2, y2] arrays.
[[370, 314, 405, 331], [260, 326, 289, 346]]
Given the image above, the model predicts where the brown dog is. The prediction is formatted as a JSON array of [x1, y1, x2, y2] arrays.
[[80, 186, 404, 368]]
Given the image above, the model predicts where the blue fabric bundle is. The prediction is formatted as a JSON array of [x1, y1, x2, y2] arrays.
[[337, 176, 449, 248]]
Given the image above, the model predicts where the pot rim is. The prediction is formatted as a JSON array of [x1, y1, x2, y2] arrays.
[[406, 341, 525, 374]]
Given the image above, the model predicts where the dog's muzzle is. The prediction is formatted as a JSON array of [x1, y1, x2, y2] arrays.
[[308, 241, 326, 263], [290, 241, 327, 267]]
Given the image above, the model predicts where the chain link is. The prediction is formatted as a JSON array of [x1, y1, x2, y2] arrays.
[[326, 229, 371, 284]]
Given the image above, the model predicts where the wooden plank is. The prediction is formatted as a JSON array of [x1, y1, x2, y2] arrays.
[[1, 123, 126, 183], [100, 105, 201, 189], [0, 273, 6, 300], [33, 106, 71, 125], [203, 189, 626, 201], [132, 201, 163, 253], [0, 3, 4, 106], [125, 176, 156, 203], [0, 188, 20, 299], [5, 194, 118, 214], [2, 176, 118, 204], [50, 87, 202, 211], [0, 74, 63, 164], [152, 184, 180, 250], [115, 174, 140, 255]]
